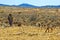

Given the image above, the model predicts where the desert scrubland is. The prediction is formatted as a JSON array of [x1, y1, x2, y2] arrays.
[[0, 6, 60, 40]]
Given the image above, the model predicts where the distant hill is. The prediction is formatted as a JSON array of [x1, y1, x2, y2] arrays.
[[0, 4, 9, 6], [40, 5, 60, 8], [0, 3, 60, 8], [0, 3, 40, 8], [18, 3, 40, 8]]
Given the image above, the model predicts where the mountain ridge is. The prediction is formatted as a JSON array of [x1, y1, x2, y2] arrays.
[[0, 3, 60, 8]]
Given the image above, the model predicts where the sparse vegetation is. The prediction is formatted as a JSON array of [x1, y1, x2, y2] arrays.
[[0, 7, 60, 40]]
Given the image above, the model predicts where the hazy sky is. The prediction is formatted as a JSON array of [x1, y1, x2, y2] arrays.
[[0, 0, 60, 6]]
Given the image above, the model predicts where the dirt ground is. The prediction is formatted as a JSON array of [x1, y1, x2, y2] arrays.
[[0, 25, 60, 40]]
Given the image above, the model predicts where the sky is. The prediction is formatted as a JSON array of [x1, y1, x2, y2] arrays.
[[0, 0, 60, 6]]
